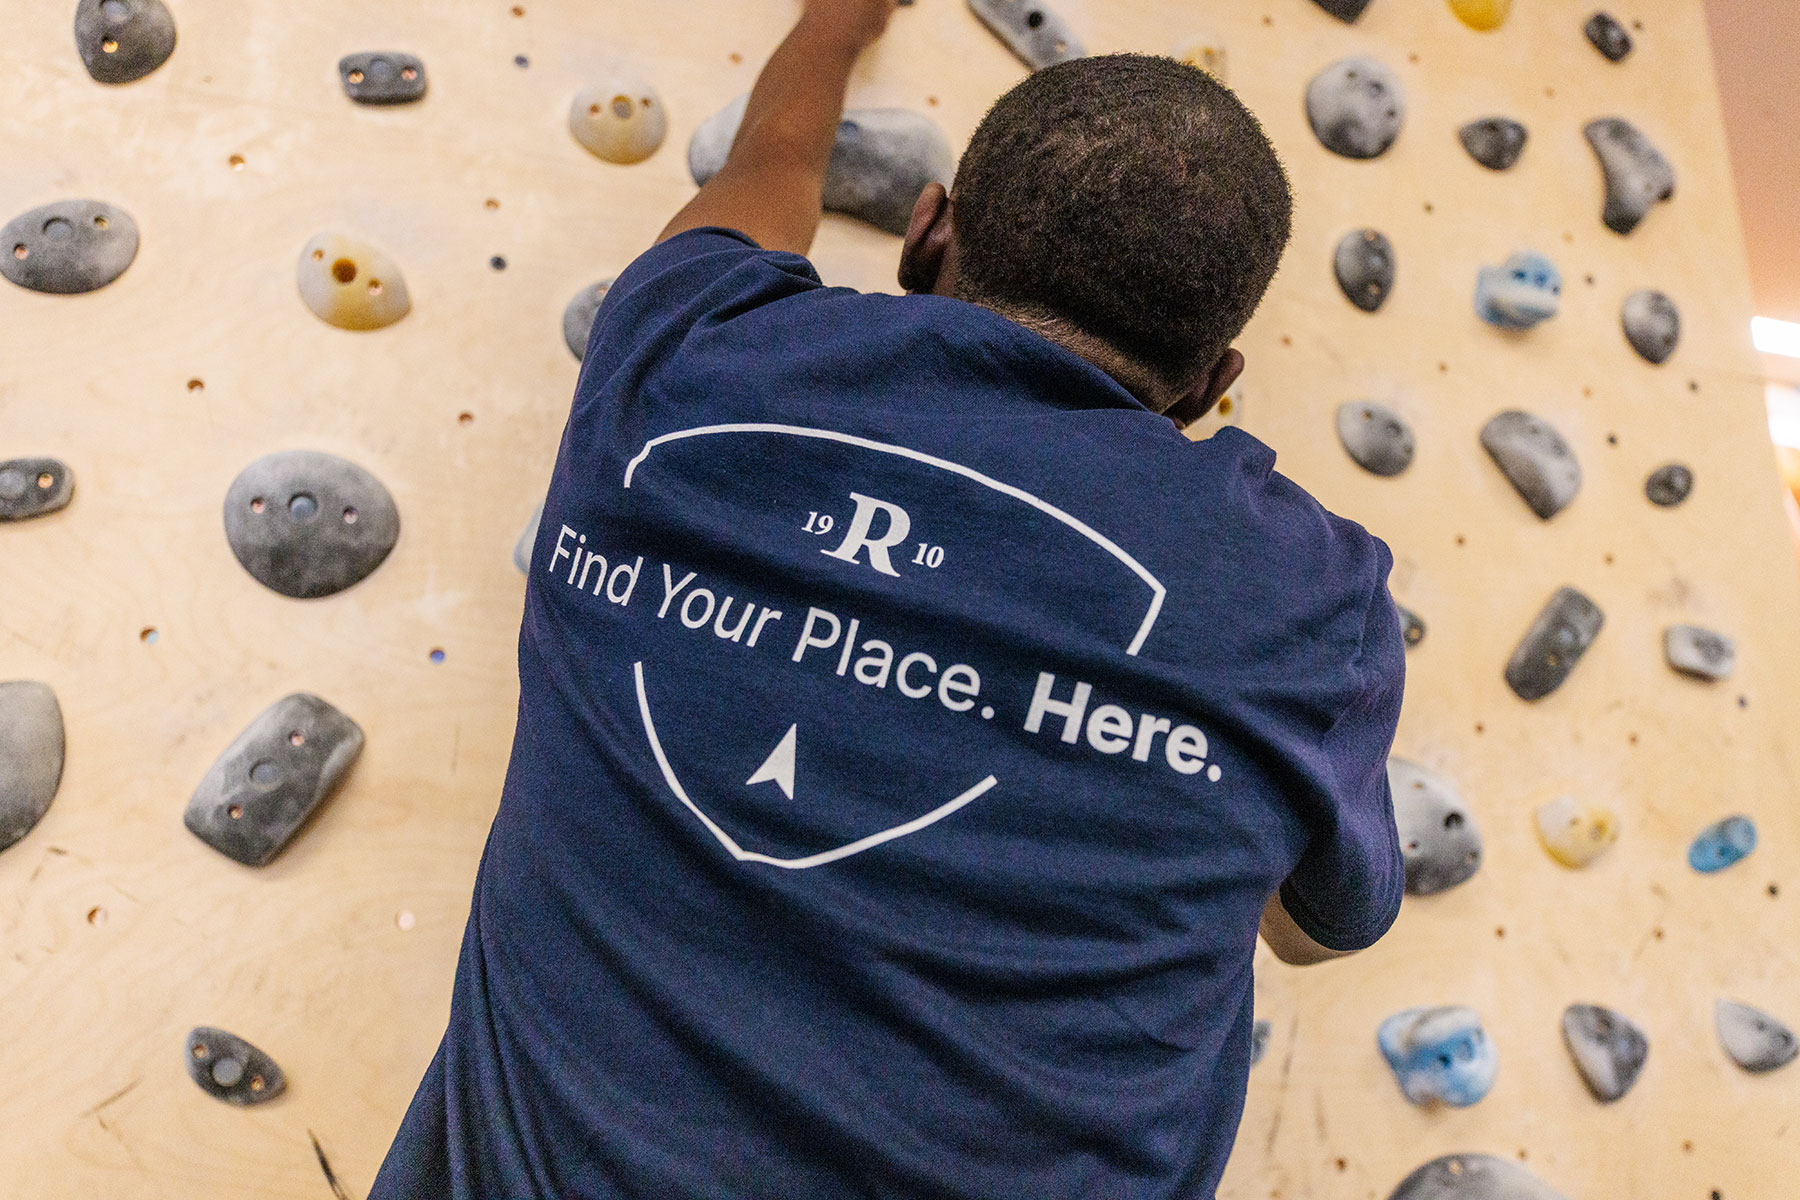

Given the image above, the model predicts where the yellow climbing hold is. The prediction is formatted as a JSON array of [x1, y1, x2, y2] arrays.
[[1448, 0, 1511, 31], [569, 78, 669, 165], [1534, 796, 1620, 868], [296, 234, 411, 332]]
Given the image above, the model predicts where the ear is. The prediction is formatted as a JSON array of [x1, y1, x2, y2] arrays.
[[898, 183, 955, 295], [1163, 348, 1246, 431]]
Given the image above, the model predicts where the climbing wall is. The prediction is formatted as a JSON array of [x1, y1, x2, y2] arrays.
[[1, 1, 1795, 1197]]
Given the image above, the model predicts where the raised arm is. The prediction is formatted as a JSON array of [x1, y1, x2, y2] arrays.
[[658, 1, 900, 254]]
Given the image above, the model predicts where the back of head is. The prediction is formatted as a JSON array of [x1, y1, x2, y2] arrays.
[[951, 54, 1293, 403]]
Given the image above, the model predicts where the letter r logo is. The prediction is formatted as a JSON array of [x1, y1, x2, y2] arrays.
[[822, 493, 912, 577]]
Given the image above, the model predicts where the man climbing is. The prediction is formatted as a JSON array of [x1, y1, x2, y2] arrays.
[[373, 2, 1405, 1196]]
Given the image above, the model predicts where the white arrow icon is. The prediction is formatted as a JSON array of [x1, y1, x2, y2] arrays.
[[745, 724, 798, 800]]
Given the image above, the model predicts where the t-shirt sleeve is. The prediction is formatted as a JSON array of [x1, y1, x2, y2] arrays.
[[1276, 540, 1408, 953]]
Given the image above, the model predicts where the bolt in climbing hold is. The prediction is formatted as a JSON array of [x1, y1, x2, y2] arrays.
[[296, 233, 411, 331], [1534, 796, 1619, 869], [1561, 1004, 1648, 1103], [185, 694, 364, 867], [1645, 463, 1693, 507], [1458, 117, 1527, 171], [1309, 0, 1373, 22], [1334, 229, 1395, 312], [1447, 0, 1512, 31], [1475, 252, 1561, 331], [1664, 624, 1734, 681], [1306, 57, 1405, 160], [338, 52, 428, 105], [1481, 411, 1580, 520], [1716, 999, 1797, 1075], [1387, 1154, 1571, 1200], [1584, 11, 1633, 62], [1688, 815, 1756, 874], [514, 499, 544, 574], [0, 200, 139, 295], [1389, 758, 1482, 895], [222, 450, 400, 599], [1377, 1006, 1498, 1108], [1397, 606, 1426, 649], [965, 0, 1085, 70], [0, 458, 74, 522], [570, 79, 668, 165], [1585, 118, 1674, 236], [1505, 587, 1603, 701], [691, 97, 955, 237], [0, 681, 65, 855], [1621, 289, 1680, 364], [1336, 402, 1415, 477], [73, 0, 176, 84], [185, 1027, 287, 1105], [562, 278, 615, 361]]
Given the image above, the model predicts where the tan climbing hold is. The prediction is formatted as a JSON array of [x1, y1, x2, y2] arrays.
[[1171, 35, 1227, 82], [1447, 0, 1511, 31], [296, 234, 410, 331], [1534, 796, 1619, 868], [569, 80, 668, 165]]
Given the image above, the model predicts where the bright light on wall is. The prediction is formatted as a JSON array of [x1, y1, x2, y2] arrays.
[[1753, 316, 1800, 359], [1770, 383, 1800, 450]]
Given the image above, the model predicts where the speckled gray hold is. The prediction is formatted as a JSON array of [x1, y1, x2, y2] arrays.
[[1389, 758, 1482, 896], [1584, 11, 1633, 61], [1335, 229, 1395, 312], [1, 200, 139, 294], [338, 51, 427, 105], [1310, 0, 1373, 22], [1585, 118, 1675, 236], [1458, 117, 1528, 171], [1505, 587, 1604, 702], [222, 450, 400, 599], [514, 500, 544, 574], [0, 458, 75, 522], [966, 0, 1085, 70], [184, 694, 364, 867], [1645, 463, 1693, 507], [1481, 410, 1581, 520], [185, 1027, 286, 1105], [1561, 1004, 1648, 1103], [1336, 402, 1415, 477], [1386, 1153, 1571, 1200], [1306, 57, 1405, 160], [0, 681, 64, 854], [1621, 289, 1679, 364], [73, 0, 176, 84], [1664, 624, 1735, 681], [563, 278, 614, 360], [690, 96, 954, 236], [1716, 1000, 1797, 1075]]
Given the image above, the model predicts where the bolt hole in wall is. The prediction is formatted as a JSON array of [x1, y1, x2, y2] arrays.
[[139, 626, 158, 645], [429, 648, 446, 664]]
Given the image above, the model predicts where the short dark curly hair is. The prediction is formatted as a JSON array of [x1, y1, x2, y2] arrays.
[[951, 54, 1293, 396]]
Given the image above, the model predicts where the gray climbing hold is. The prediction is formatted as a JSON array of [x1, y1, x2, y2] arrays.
[[1458, 117, 1528, 171], [1387, 1154, 1571, 1200], [1335, 229, 1395, 312], [1505, 587, 1603, 701], [1306, 57, 1405, 160], [223, 450, 400, 599], [562, 278, 614, 360], [1336, 402, 1415, 477], [1621, 289, 1679, 364], [691, 96, 954, 237], [1250, 1018, 1272, 1066], [184, 694, 364, 867], [1, 200, 139, 295], [1645, 463, 1693, 507], [1481, 411, 1580, 520], [1389, 758, 1482, 896], [1584, 11, 1633, 61], [0, 681, 65, 854], [514, 500, 544, 574], [1561, 1004, 1648, 1103], [0, 458, 75, 522], [1310, 0, 1372, 22], [1475, 251, 1561, 330], [1398, 606, 1426, 649], [1585, 118, 1674, 236], [185, 1027, 286, 1105], [1664, 624, 1734, 681], [966, 0, 1085, 70], [1716, 999, 1797, 1075], [1688, 815, 1756, 873], [1378, 1006, 1497, 1107], [74, 0, 176, 84], [338, 52, 427, 105]]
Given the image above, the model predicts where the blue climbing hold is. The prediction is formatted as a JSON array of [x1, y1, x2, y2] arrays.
[[1475, 251, 1562, 330], [1377, 1006, 1498, 1107], [1688, 815, 1757, 873]]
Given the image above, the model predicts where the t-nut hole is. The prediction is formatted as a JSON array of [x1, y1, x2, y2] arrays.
[[87, 906, 107, 927], [228, 154, 245, 170], [288, 493, 318, 519], [187, 378, 204, 392], [458, 411, 474, 426], [611, 95, 633, 119], [342, 506, 359, 524], [331, 258, 358, 284]]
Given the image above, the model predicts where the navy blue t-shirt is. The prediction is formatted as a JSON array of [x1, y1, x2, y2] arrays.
[[371, 228, 1405, 1200]]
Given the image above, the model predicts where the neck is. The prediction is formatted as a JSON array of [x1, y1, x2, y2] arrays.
[[989, 306, 1178, 411]]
